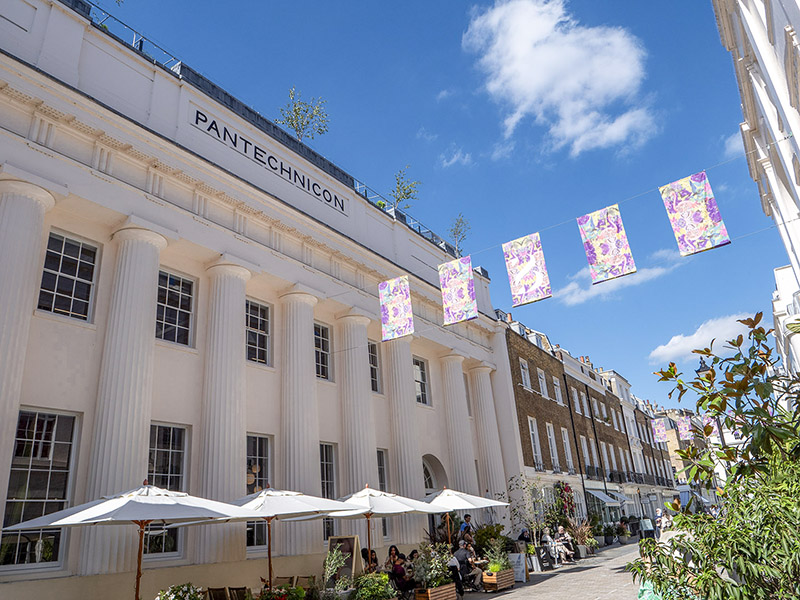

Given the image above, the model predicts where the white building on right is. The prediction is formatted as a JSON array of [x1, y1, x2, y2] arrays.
[[713, 0, 800, 373]]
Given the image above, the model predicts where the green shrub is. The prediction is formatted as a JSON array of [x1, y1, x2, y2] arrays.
[[353, 573, 396, 600], [413, 543, 452, 589], [155, 583, 204, 600]]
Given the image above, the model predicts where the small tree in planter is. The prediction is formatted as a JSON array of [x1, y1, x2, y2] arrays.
[[483, 538, 514, 591], [566, 517, 592, 559], [320, 544, 352, 600], [155, 583, 204, 600], [615, 522, 630, 544], [602, 524, 615, 546], [412, 543, 455, 600]]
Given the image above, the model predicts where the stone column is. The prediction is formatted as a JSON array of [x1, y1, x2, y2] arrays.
[[469, 366, 508, 506], [279, 290, 320, 555], [384, 336, 424, 543], [81, 225, 167, 575], [0, 181, 55, 533], [440, 354, 479, 494], [195, 262, 251, 563], [337, 313, 378, 542]]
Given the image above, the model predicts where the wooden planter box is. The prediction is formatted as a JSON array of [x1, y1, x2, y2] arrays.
[[415, 583, 456, 600], [482, 569, 514, 592]]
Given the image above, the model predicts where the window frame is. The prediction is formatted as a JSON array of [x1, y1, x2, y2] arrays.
[[245, 299, 272, 367], [571, 388, 581, 415], [368, 341, 382, 394], [413, 356, 430, 406], [314, 322, 333, 381], [560, 427, 574, 473], [552, 377, 563, 405], [376, 449, 390, 538], [519, 358, 532, 389], [545, 422, 560, 472], [245, 433, 272, 549], [537, 368, 548, 398], [145, 423, 188, 559], [156, 269, 196, 347], [37, 230, 100, 323], [319, 443, 337, 541], [527, 417, 544, 471]]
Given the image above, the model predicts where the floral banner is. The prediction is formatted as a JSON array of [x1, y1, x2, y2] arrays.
[[702, 415, 720, 438], [659, 171, 731, 256], [438, 256, 478, 326], [651, 418, 668, 443], [502, 233, 552, 306], [677, 416, 693, 441], [577, 204, 636, 284], [379, 275, 414, 341]]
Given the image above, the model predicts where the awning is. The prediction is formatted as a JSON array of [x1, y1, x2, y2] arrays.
[[586, 489, 621, 507], [609, 491, 633, 504]]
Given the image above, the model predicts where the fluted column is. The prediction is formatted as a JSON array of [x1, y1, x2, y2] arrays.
[[279, 290, 320, 555], [80, 226, 167, 575], [0, 181, 55, 532], [469, 366, 507, 506], [440, 354, 479, 494], [195, 263, 251, 563], [337, 313, 378, 542], [384, 336, 424, 543]]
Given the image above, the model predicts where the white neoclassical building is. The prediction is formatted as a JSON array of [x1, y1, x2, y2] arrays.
[[713, 0, 800, 373], [0, 1, 516, 597]]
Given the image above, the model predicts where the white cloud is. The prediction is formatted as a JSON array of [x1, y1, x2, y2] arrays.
[[648, 313, 751, 365], [723, 131, 744, 160], [463, 0, 656, 156], [417, 126, 438, 142], [439, 146, 473, 168], [491, 140, 515, 161], [436, 89, 453, 102]]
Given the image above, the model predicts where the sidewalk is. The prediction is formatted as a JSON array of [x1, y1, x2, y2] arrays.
[[465, 543, 640, 600]]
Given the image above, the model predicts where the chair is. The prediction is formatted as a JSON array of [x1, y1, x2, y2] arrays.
[[227, 588, 248, 600], [273, 576, 296, 588], [206, 589, 229, 600]]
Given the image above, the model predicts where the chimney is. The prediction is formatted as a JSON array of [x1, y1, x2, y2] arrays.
[[579, 356, 584, 363], [506, 312, 513, 323]]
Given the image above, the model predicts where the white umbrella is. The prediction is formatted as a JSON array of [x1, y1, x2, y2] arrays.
[[423, 488, 509, 544], [5, 485, 264, 600], [231, 488, 359, 589]]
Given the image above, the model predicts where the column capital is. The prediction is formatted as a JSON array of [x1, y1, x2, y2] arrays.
[[279, 289, 318, 307], [336, 307, 371, 327], [440, 352, 466, 365], [0, 180, 55, 211], [206, 261, 251, 282], [469, 362, 495, 374], [112, 226, 168, 250]]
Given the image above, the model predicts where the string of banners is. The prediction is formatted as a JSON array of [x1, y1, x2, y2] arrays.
[[651, 415, 717, 443], [379, 170, 731, 342]]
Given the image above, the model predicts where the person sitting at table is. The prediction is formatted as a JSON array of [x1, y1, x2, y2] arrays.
[[370, 550, 380, 572], [406, 550, 418, 578], [518, 528, 532, 543], [362, 548, 374, 573], [555, 526, 576, 562], [391, 554, 416, 593], [465, 542, 483, 590], [541, 527, 558, 564], [384, 545, 399, 571]]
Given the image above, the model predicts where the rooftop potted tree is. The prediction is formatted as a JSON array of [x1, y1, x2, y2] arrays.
[[413, 543, 455, 600], [482, 538, 514, 592]]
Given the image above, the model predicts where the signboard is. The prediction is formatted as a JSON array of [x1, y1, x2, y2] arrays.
[[508, 553, 527, 582], [536, 545, 553, 571], [327, 535, 361, 579]]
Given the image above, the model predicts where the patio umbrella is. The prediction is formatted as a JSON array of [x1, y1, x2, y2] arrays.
[[423, 488, 509, 545], [231, 488, 359, 590], [5, 484, 264, 600]]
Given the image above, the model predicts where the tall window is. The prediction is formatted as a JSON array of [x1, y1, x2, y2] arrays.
[[611, 410, 619, 430], [527, 417, 543, 470], [545, 423, 559, 472], [246, 300, 271, 365], [314, 323, 332, 380], [590, 441, 599, 473], [601, 403, 608, 424], [413, 357, 429, 405], [146, 425, 186, 555], [246, 435, 270, 548], [377, 450, 389, 537], [537, 369, 548, 398], [571, 388, 581, 415], [38, 232, 97, 321], [581, 392, 590, 417], [592, 398, 600, 417], [553, 378, 563, 405], [368, 342, 381, 393], [156, 271, 194, 346], [619, 447, 627, 473], [320, 443, 336, 540], [580, 435, 591, 468], [609, 444, 618, 472], [561, 428, 574, 473], [1, 411, 76, 567], [519, 359, 531, 389], [600, 442, 609, 476]]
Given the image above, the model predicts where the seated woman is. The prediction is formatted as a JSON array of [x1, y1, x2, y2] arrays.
[[391, 554, 416, 592], [384, 545, 399, 571], [555, 526, 576, 562]]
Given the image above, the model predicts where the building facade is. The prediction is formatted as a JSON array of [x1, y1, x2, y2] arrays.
[[0, 1, 515, 597], [712, 0, 800, 373]]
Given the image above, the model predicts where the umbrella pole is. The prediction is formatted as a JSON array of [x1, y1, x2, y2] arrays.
[[446, 513, 452, 546], [267, 517, 274, 592], [366, 513, 372, 572], [134, 520, 151, 600]]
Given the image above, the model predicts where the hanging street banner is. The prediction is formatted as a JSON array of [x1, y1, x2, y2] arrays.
[[677, 416, 694, 441], [651, 418, 668, 443], [702, 415, 720, 438], [502, 233, 552, 307], [577, 204, 637, 284], [379, 276, 415, 341], [659, 171, 730, 256], [438, 256, 478, 326]]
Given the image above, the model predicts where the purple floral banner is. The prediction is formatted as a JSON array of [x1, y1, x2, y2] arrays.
[[438, 256, 478, 326], [502, 233, 551, 307], [651, 418, 668, 443], [702, 415, 720, 438], [577, 204, 637, 284], [659, 171, 730, 256], [379, 275, 414, 341], [677, 416, 693, 441]]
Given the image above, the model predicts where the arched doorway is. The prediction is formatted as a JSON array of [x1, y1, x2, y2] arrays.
[[422, 455, 448, 535]]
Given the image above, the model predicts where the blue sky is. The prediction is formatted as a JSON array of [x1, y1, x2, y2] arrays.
[[102, 0, 787, 408]]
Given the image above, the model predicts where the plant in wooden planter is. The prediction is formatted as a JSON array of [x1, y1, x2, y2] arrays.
[[482, 538, 514, 592], [413, 543, 456, 600]]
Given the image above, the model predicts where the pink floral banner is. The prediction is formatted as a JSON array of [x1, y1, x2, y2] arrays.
[[438, 256, 478, 326], [702, 415, 720, 438], [379, 275, 414, 341], [677, 416, 693, 441], [651, 418, 668, 443], [502, 233, 551, 306], [577, 204, 636, 284], [659, 171, 730, 256]]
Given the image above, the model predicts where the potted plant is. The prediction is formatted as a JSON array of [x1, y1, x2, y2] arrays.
[[259, 586, 308, 600], [585, 536, 599, 555], [602, 525, 615, 546], [155, 583, 204, 600], [566, 517, 592, 559], [413, 543, 455, 600], [592, 522, 606, 547], [482, 537, 515, 592], [318, 544, 352, 600], [616, 522, 630, 545], [353, 573, 396, 600]]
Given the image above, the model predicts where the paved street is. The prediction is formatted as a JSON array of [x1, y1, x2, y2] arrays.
[[467, 544, 640, 600]]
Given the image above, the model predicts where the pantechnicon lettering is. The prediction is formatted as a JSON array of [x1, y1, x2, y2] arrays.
[[192, 109, 347, 215]]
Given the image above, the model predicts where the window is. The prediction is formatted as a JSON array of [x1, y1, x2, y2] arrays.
[[553, 378, 563, 405], [581, 393, 590, 417], [1, 410, 76, 567], [590, 441, 599, 472], [519, 359, 531, 389], [146, 425, 186, 555], [246, 300, 271, 365], [592, 398, 600, 418], [611, 410, 619, 431], [600, 442, 609, 476], [156, 271, 194, 346], [786, 27, 800, 110], [527, 417, 543, 470], [561, 428, 574, 473], [377, 450, 389, 537], [580, 435, 591, 468], [246, 435, 271, 547], [368, 342, 381, 393], [413, 357, 429, 405], [537, 369, 548, 398], [619, 447, 627, 473], [545, 423, 559, 472], [320, 443, 337, 540], [571, 388, 581, 415], [314, 323, 331, 380], [463, 373, 472, 417], [38, 232, 97, 321], [601, 403, 608, 424], [609, 445, 618, 472]]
